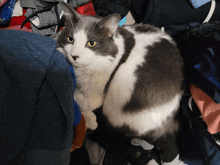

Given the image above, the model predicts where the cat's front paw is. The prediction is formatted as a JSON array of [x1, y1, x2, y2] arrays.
[[82, 111, 98, 130], [87, 119, 98, 130]]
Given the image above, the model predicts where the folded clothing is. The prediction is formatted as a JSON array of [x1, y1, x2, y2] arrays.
[[190, 84, 220, 134]]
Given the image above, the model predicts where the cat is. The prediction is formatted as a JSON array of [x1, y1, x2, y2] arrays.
[[56, 2, 186, 165]]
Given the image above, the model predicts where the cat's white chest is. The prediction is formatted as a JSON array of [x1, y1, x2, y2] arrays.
[[73, 69, 110, 112]]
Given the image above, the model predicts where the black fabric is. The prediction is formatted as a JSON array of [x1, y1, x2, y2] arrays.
[[92, 0, 132, 20], [0, 30, 74, 165], [70, 142, 91, 165], [173, 21, 220, 103], [181, 96, 220, 165], [151, 134, 179, 162], [92, 0, 220, 27]]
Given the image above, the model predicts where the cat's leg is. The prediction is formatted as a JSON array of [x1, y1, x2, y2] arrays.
[[74, 91, 104, 130], [85, 138, 106, 165], [82, 111, 98, 130], [74, 90, 104, 111]]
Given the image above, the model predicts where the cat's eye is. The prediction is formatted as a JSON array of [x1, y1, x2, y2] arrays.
[[87, 41, 97, 48], [67, 36, 74, 43]]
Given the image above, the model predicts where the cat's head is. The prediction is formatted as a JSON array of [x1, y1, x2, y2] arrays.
[[57, 2, 121, 71]]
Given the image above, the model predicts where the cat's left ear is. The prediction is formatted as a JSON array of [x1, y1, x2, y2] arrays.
[[97, 14, 121, 37], [59, 2, 81, 26]]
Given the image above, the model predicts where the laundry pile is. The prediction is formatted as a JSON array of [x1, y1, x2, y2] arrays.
[[0, 0, 95, 35]]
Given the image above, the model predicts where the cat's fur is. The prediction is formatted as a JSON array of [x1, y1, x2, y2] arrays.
[[56, 2, 186, 164]]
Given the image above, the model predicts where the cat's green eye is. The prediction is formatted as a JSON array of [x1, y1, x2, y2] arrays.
[[67, 36, 74, 43], [87, 41, 97, 48]]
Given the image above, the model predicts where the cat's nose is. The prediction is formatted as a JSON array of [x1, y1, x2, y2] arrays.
[[72, 56, 79, 61]]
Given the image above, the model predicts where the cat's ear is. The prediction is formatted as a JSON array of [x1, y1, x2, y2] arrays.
[[97, 14, 121, 37], [59, 2, 81, 27]]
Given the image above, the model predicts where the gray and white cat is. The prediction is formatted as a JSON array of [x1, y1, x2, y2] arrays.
[[56, 2, 186, 165]]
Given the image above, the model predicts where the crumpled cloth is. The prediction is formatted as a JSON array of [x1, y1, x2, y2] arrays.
[[190, 84, 220, 134], [20, 0, 91, 36]]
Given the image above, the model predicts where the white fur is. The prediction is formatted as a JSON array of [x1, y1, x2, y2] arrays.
[[104, 93, 181, 136], [103, 27, 166, 111], [147, 159, 159, 165], [147, 155, 188, 165], [66, 30, 116, 71], [63, 30, 116, 112], [64, 30, 124, 129], [58, 18, 184, 162], [72, 30, 122, 111], [127, 26, 175, 45], [163, 155, 188, 165], [60, 25, 181, 132], [103, 27, 181, 136]]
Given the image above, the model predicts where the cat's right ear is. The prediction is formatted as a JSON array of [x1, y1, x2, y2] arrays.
[[59, 2, 81, 27], [97, 14, 121, 37]]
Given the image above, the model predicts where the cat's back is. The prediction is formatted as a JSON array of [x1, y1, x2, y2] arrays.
[[122, 23, 172, 42], [110, 23, 183, 108], [115, 23, 183, 77], [103, 23, 184, 136]]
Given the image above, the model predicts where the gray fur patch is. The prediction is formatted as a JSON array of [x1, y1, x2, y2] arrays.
[[104, 27, 135, 93], [123, 39, 183, 112]]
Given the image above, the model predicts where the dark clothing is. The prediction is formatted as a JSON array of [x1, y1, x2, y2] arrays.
[[173, 21, 220, 103], [92, 0, 220, 27], [0, 30, 74, 165]]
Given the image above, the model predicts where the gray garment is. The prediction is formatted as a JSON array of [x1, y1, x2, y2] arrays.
[[68, 0, 92, 9], [85, 139, 106, 165], [20, 0, 36, 8], [25, 4, 63, 36], [20, 0, 91, 9], [21, 0, 91, 36]]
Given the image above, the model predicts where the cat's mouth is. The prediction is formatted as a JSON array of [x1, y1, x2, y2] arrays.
[[66, 56, 80, 67], [72, 56, 79, 61], [70, 59, 86, 68]]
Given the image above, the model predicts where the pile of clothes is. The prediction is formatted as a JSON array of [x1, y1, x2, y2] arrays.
[[0, 0, 96, 35], [174, 21, 220, 164]]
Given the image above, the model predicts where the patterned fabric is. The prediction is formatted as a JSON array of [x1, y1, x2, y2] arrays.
[[0, 0, 15, 25]]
